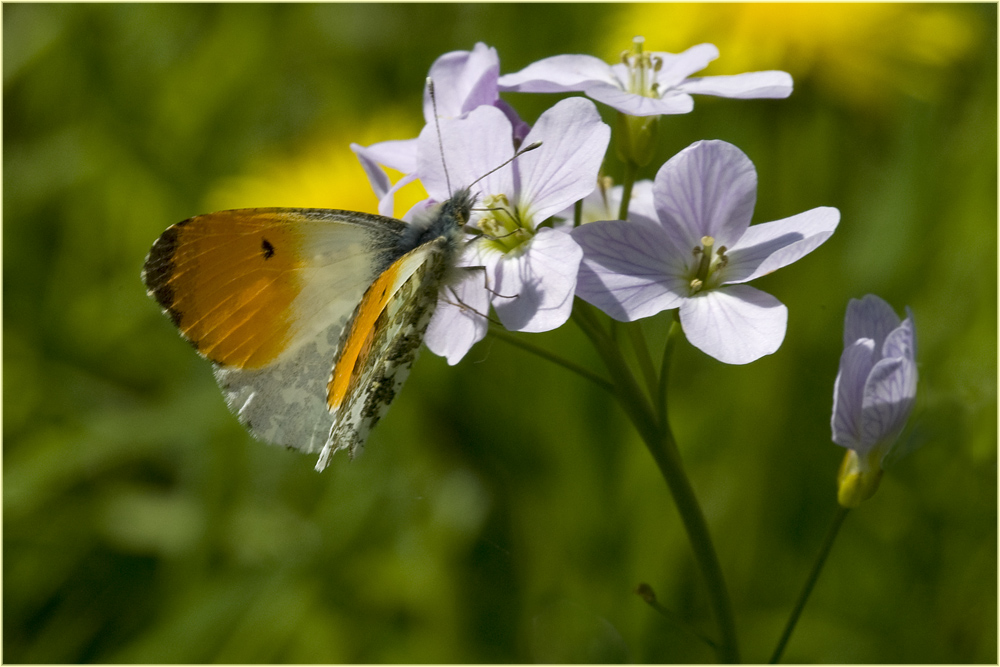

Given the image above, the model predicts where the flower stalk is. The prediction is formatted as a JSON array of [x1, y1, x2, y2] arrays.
[[617, 159, 639, 221], [636, 582, 719, 651], [574, 301, 740, 663], [487, 325, 613, 393], [769, 506, 851, 663]]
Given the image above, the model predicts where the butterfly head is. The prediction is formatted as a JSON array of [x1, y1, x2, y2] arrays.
[[398, 187, 476, 254]]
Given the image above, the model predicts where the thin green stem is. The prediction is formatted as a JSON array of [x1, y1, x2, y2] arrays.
[[574, 198, 583, 227], [636, 583, 718, 651], [656, 317, 681, 435], [488, 326, 613, 393], [769, 506, 851, 664], [627, 322, 658, 403], [618, 161, 638, 220], [573, 305, 655, 434], [573, 302, 740, 663]]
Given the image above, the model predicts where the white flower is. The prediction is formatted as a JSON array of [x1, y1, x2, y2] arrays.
[[499, 37, 793, 117], [573, 140, 839, 365], [419, 98, 611, 364]]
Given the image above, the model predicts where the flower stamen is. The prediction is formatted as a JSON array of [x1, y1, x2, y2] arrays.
[[623, 35, 659, 99], [695, 236, 715, 281], [477, 194, 534, 253], [689, 236, 731, 293]]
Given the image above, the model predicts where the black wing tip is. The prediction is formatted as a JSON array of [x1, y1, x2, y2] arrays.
[[142, 226, 182, 314]]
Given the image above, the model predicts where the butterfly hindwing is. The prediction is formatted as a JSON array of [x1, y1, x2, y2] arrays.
[[315, 238, 453, 470]]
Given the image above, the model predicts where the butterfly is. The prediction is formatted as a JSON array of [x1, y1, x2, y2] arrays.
[[141, 188, 475, 471]]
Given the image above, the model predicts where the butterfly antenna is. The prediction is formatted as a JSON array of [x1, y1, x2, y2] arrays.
[[427, 77, 453, 197], [468, 140, 543, 191]]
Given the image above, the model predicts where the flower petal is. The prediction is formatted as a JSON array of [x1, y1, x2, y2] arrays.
[[675, 70, 794, 99], [352, 138, 419, 178], [583, 83, 694, 116], [515, 98, 610, 222], [843, 294, 901, 351], [498, 54, 617, 93], [491, 228, 582, 332], [723, 207, 840, 283], [351, 138, 422, 216], [376, 172, 421, 218], [573, 219, 686, 321], [650, 43, 720, 88], [654, 140, 757, 254], [605, 44, 719, 94], [417, 104, 514, 202], [423, 42, 500, 120], [859, 356, 918, 454], [495, 99, 532, 144], [831, 338, 876, 450], [679, 284, 787, 364], [425, 271, 491, 365], [883, 311, 916, 361], [351, 143, 393, 201]]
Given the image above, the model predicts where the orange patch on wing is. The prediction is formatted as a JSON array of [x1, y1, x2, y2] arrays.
[[326, 259, 402, 410], [144, 209, 305, 369]]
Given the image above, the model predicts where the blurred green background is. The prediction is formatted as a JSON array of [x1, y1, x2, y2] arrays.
[[4, 3, 996, 663]]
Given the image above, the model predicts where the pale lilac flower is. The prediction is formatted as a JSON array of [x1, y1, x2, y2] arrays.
[[421, 98, 611, 364], [832, 295, 918, 468], [352, 42, 529, 216], [573, 140, 839, 365], [499, 37, 793, 117]]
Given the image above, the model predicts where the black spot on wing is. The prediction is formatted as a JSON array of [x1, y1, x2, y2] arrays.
[[261, 238, 275, 259]]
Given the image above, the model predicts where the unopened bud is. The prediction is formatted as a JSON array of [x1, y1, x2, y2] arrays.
[[837, 449, 883, 508], [615, 112, 659, 167]]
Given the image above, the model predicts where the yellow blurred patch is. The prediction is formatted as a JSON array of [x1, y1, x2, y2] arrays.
[[205, 110, 430, 219], [606, 4, 980, 109]]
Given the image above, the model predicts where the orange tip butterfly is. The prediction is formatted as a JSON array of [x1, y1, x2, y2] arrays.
[[141, 186, 475, 471]]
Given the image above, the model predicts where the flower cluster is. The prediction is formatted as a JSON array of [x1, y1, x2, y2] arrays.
[[354, 39, 832, 366], [350, 37, 923, 511], [344, 37, 923, 654]]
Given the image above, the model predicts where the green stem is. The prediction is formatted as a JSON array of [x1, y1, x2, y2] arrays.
[[618, 161, 638, 220], [656, 316, 681, 434], [627, 321, 658, 403], [573, 302, 740, 663], [488, 326, 613, 394], [769, 506, 851, 664], [636, 583, 718, 651], [573, 305, 654, 433]]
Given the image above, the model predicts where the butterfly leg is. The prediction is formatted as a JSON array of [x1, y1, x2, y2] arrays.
[[439, 268, 503, 325]]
